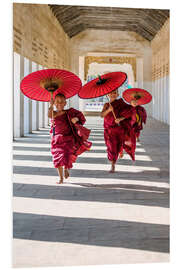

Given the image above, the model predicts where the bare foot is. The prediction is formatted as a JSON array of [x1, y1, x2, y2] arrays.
[[56, 179, 64, 184], [64, 169, 69, 179], [119, 151, 124, 158], [109, 163, 115, 173]]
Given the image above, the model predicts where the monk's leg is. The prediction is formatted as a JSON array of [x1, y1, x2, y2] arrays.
[[64, 167, 70, 179], [109, 160, 116, 173], [109, 135, 119, 173], [56, 166, 64, 184]]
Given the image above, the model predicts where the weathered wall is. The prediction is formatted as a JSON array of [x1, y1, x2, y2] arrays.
[[13, 3, 169, 125], [13, 3, 71, 70], [70, 29, 152, 113], [13, 3, 72, 138], [151, 18, 170, 124], [70, 29, 151, 76]]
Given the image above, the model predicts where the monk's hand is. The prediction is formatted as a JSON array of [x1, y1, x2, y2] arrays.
[[71, 117, 79, 124], [108, 104, 113, 112], [50, 96, 54, 106], [115, 117, 125, 124]]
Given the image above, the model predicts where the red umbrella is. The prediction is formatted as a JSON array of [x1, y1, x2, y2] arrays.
[[78, 72, 127, 99], [20, 69, 82, 101], [20, 69, 82, 136], [122, 88, 152, 105], [78, 72, 127, 120]]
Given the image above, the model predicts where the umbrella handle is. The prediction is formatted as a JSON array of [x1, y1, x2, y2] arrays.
[[50, 91, 55, 136], [110, 104, 117, 120], [106, 95, 121, 126], [52, 110, 55, 136], [106, 95, 116, 120]]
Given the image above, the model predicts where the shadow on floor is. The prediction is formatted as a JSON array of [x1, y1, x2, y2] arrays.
[[13, 165, 169, 183], [13, 212, 169, 253], [13, 183, 169, 208]]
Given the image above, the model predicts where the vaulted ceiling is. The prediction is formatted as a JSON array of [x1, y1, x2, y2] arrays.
[[49, 5, 169, 41]]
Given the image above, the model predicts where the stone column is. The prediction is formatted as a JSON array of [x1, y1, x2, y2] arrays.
[[29, 61, 32, 133], [166, 75, 169, 124], [13, 52, 21, 138], [20, 55, 24, 137], [42, 101, 45, 128], [24, 57, 30, 135], [38, 65, 43, 129], [42, 65, 49, 128], [36, 100, 39, 130], [79, 56, 86, 112], [44, 102, 49, 128], [136, 58, 143, 88], [32, 62, 37, 131]]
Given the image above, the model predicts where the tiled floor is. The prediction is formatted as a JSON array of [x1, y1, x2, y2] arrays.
[[13, 116, 169, 267]]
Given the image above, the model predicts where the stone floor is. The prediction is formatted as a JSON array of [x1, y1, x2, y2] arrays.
[[13, 116, 169, 268]]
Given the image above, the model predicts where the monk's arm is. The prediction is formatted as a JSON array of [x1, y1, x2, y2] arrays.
[[70, 108, 86, 125], [100, 104, 112, 118], [48, 96, 56, 118]]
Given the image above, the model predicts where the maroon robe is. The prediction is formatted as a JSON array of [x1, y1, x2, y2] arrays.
[[50, 108, 92, 169], [133, 105, 147, 139], [104, 98, 137, 161]]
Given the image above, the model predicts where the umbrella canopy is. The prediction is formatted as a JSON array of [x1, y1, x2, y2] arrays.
[[20, 69, 82, 101], [78, 72, 127, 99], [122, 88, 152, 105]]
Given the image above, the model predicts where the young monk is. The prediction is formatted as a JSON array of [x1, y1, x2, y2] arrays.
[[130, 100, 147, 142], [48, 92, 92, 184], [101, 89, 137, 173]]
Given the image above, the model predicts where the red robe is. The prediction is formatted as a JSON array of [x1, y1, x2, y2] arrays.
[[50, 108, 92, 169], [104, 98, 137, 162], [133, 105, 147, 139]]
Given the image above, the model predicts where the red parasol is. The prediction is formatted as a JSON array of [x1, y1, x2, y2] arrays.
[[20, 69, 82, 101], [20, 69, 82, 136], [78, 72, 127, 120], [78, 72, 127, 99], [122, 88, 152, 105]]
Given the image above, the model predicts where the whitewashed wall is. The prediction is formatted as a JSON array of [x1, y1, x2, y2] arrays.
[[152, 76, 169, 124], [13, 52, 21, 138], [13, 52, 50, 138]]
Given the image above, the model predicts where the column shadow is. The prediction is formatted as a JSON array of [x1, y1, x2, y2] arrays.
[[13, 212, 169, 253], [13, 183, 169, 208]]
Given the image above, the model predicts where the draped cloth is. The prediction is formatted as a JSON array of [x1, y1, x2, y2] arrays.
[[133, 105, 147, 139], [103, 98, 137, 162], [50, 108, 92, 169]]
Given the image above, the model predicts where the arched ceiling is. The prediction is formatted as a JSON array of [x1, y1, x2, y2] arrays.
[[49, 5, 169, 41]]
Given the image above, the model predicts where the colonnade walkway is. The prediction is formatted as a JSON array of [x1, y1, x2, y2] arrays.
[[13, 116, 169, 267]]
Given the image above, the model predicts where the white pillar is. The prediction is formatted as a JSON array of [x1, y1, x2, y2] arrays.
[[69, 95, 79, 110], [13, 52, 21, 138], [79, 56, 86, 112], [32, 62, 37, 131], [166, 76, 169, 124], [44, 102, 49, 128], [36, 100, 39, 130], [24, 57, 30, 135], [29, 61, 32, 133], [38, 65, 43, 129], [136, 58, 143, 88], [160, 78, 164, 122], [20, 55, 24, 137], [157, 79, 160, 120], [152, 83, 155, 118], [162, 77, 165, 123], [154, 80, 157, 120]]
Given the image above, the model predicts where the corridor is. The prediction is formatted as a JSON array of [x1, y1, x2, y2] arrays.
[[13, 116, 169, 267]]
